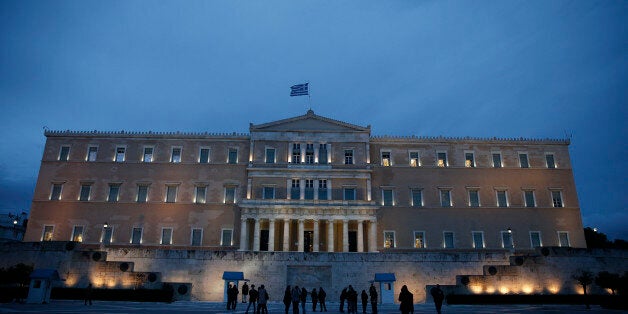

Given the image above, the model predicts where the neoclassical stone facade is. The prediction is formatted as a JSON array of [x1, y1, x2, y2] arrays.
[[24, 110, 586, 252]]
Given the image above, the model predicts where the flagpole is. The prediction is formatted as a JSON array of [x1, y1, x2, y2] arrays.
[[307, 81, 311, 111]]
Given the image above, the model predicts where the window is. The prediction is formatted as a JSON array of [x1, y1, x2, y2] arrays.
[[524, 190, 535, 207], [79, 184, 91, 201], [304, 179, 314, 200], [496, 190, 508, 207], [191, 228, 202, 246], [195, 186, 207, 204], [137, 185, 148, 203], [501, 230, 514, 248], [171, 147, 182, 163], [382, 189, 394, 206], [319, 144, 328, 164], [108, 184, 120, 202], [472, 231, 484, 249], [437, 152, 447, 167], [292, 143, 301, 164], [161, 228, 173, 245], [468, 190, 480, 207], [131, 227, 142, 244], [344, 149, 354, 165], [384, 231, 395, 248], [265, 148, 276, 164], [318, 180, 328, 200], [221, 229, 233, 246], [87, 146, 98, 161], [546, 154, 556, 169], [440, 189, 452, 207], [143, 147, 154, 162], [381, 151, 391, 166], [519, 153, 529, 168], [411, 189, 423, 207], [558, 231, 570, 247], [199, 148, 210, 163], [409, 151, 420, 167], [290, 179, 300, 200], [530, 231, 542, 248], [115, 146, 126, 162], [343, 187, 356, 201], [465, 152, 475, 168], [306, 144, 314, 164], [443, 232, 455, 248], [50, 183, 63, 201], [59, 146, 70, 161], [225, 186, 236, 204], [42, 225, 54, 241], [551, 191, 563, 207], [102, 226, 113, 244], [71, 226, 84, 242], [228, 148, 238, 164], [263, 186, 275, 199], [166, 185, 178, 203], [414, 231, 425, 248], [492, 153, 502, 168]]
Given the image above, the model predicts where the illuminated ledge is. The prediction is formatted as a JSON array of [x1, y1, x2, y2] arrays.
[[371, 135, 570, 145]]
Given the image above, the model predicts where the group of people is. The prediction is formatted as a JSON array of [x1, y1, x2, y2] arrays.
[[339, 284, 378, 314], [282, 285, 328, 314], [226, 282, 269, 314], [399, 284, 445, 314]]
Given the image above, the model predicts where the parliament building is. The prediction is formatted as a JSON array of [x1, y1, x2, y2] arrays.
[[24, 110, 586, 252]]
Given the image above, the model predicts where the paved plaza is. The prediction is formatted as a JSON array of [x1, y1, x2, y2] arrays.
[[0, 300, 622, 314]]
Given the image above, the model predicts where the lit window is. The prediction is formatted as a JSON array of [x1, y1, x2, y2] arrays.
[[195, 186, 207, 204], [382, 189, 394, 206], [411, 189, 423, 207], [319, 144, 329, 164], [440, 189, 452, 207], [131, 227, 142, 244], [384, 231, 395, 248], [87, 146, 98, 161], [551, 191, 563, 207], [519, 153, 529, 168], [59, 146, 70, 161], [292, 143, 301, 164], [166, 185, 178, 203], [409, 151, 419, 167], [161, 228, 173, 245], [501, 230, 514, 248], [290, 179, 300, 200], [225, 186, 236, 204], [108, 184, 120, 202], [344, 149, 354, 165], [443, 232, 455, 248], [143, 147, 154, 162], [304, 179, 314, 200], [50, 183, 63, 201], [115, 146, 126, 162], [472, 231, 484, 249], [42, 225, 54, 241], [381, 151, 391, 166], [546, 154, 556, 169], [524, 190, 535, 207], [101, 226, 113, 244], [465, 152, 475, 168], [265, 148, 276, 164], [221, 229, 233, 246], [318, 180, 328, 200], [496, 190, 508, 207], [558, 231, 570, 247], [492, 153, 502, 168], [137, 185, 148, 203], [79, 184, 91, 201], [263, 186, 275, 199], [343, 187, 356, 201], [191, 228, 202, 246], [171, 147, 182, 163], [414, 231, 425, 248], [71, 226, 84, 242], [306, 144, 314, 164], [228, 148, 238, 164], [468, 190, 480, 207], [530, 231, 542, 248], [199, 148, 210, 163], [437, 152, 447, 167]]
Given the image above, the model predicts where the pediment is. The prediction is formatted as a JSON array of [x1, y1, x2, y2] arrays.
[[250, 110, 370, 133]]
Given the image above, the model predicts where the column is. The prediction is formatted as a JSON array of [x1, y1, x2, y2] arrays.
[[369, 220, 378, 252], [327, 220, 334, 252], [283, 219, 290, 251], [300, 179, 305, 200], [301, 145, 306, 163], [313, 220, 320, 252], [239, 218, 248, 251], [314, 179, 319, 200], [357, 220, 364, 252], [268, 219, 276, 252], [327, 144, 331, 164], [298, 219, 305, 252], [366, 178, 372, 201], [314, 145, 319, 164], [253, 218, 261, 251], [247, 178, 252, 199], [286, 179, 292, 199], [342, 219, 349, 252]]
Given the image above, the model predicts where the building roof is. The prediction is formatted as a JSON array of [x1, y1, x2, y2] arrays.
[[373, 273, 396, 282], [250, 109, 370, 133], [222, 271, 244, 280]]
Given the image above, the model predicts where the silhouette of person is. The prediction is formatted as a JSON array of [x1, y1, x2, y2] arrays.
[[430, 284, 445, 314]]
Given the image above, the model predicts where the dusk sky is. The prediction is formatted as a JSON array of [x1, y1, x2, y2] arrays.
[[1, 1, 626, 240]]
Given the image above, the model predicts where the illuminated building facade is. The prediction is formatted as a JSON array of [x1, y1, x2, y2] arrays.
[[24, 110, 586, 251]]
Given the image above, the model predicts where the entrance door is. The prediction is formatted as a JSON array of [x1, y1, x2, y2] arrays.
[[260, 230, 269, 251], [348, 231, 357, 252], [304, 231, 313, 252]]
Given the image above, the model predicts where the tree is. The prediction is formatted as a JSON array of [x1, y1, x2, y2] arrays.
[[584, 227, 610, 248], [596, 271, 621, 295], [574, 270, 594, 309]]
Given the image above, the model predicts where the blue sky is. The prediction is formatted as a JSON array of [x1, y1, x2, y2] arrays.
[[1, 1, 626, 240]]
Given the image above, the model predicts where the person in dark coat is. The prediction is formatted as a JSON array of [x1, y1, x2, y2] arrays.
[[227, 284, 234, 310], [398, 285, 413, 314], [246, 285, 258, 314], [257, 284, 269, 314], [300, 287, 308, 314], [318, 287, 327, 312], [361, 290, 368, 314], [242, 282, 249, 303], [283, 285, 292, 314], [369, 284, 378, 314], [292, 286, 301, 314], [311, 288, 319, 312], [430, 284, 445, 314], [231, 284, 239, 310], [346, 286, 358, 314], [339, 287, 347, 312], [84, 283, 93, 306]]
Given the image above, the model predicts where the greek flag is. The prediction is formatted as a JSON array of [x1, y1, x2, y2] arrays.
[[290, 83, 309, 96]]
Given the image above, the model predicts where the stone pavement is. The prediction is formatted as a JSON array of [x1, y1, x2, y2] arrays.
[[0, 300, 621, 313]]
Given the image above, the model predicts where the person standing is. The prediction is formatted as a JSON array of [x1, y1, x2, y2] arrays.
[[242, 282, 249, 303], [339, 287, 347, 312], [257, 284, 269, 314], [398, 285, 413, 314], [292, 285, 301, 314], [283, 285, 292, 314], [430, 284, 445, 314], [361, 290, 368, 314], [246, 285, 258, 314], [84, 283, 93, 306], [227, 284, 234, 310], [347, 286, 357, 314], [369, 284, 378, 314], [311, 288, 319, 312], [318, 287, 327, 312], [231, 284, 239, 310], [300, 287, 308, 314]]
